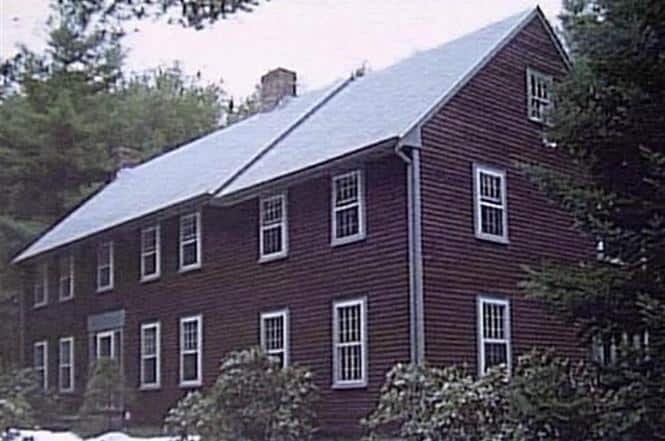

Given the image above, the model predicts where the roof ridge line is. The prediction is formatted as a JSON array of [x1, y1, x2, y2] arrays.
[[211, 77, 353, 197]]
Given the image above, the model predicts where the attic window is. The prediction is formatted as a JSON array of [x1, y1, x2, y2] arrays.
[[526, 68, 553, 124]]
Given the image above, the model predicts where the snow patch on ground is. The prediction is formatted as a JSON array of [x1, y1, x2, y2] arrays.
[[7, 430, 180, 441]]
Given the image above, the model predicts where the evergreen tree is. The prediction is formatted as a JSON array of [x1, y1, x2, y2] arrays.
[[523, 1, 665, 438]]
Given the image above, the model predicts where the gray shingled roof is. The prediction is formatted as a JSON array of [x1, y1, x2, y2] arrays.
[[15, 7, 550, 263]]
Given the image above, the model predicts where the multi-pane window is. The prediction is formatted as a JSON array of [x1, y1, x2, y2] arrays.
[[259, 194, 288, 260], [59, 337, 74, 393], [59, 255, 74, 301], [96, 330, 116, 359], [260, 310, 289, 368], [33, 263, 48, 308], [180, 212, 201, 270], [140, 225, 161, 281], [592, 330, 650, 366], [332, 298, 367, 387], [478, 297, 511, 374], [180, 315, 202, 386], [474, 165, 508, 242], [34, 340, 48, 391], [527, 68, 553, 124], [96, 241, 114, 292], [140, 322, 161, 389], [332, 170, 365, 245]]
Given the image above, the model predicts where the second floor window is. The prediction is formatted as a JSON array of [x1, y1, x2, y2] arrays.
[[527, 68, 553, 124], [34, 340, 48, 391], [59, 337, 74, 393], [332, 297, 367, 388], [478, 296, 511, 374], [260, 309, 289, 368], [259, 194, 288, 260], [59, 255, 74, 301], [180, 212, 201, 270], [140, 322, 161, 389], [33, 263, 48, 308], [180, 315, 202, 386], [474, 165, 508, 243], [141, 225, 161, 281], [332, 170, 365, 245], [96, 241, 114, 292]]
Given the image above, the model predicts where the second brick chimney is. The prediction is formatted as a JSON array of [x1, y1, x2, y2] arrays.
[[260, 68, 296, 112]]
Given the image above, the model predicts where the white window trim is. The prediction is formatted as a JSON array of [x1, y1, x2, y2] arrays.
[[96, 241, 114, 293], [526, 67, 553, 124], [260, 309, 289, 367], [140, 225, 161, 282], [179, 212, 202, 272], [477, 296, 512, 376], [259, 193, 289, 262], [332, 297, 368, 389], [473, 164, 509, 244], [140, 322, 161, 390], [179, 314, 203, 387], [331, 169, 366, 246], [58, 337, 75, 393], [33, 263, 48, 308], [34, 340, 48, 391], [96, 330, 116, 360], [59, 255, 75, 301]]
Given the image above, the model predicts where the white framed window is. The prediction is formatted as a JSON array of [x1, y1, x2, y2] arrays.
[[180, 315, 202, 387], [259, 194, 288, 261], [140, 322, 161, 389], [260, 309, 289, 368], [591, 330, 650, 366], [332, 297, 367, 388], [179, 212, 202, 271], [59, 255, 74, 301], [474, 165, 508, 243], [140, 225, 161, 281], [58, 337, 74, 393], [96, 241, 114, 292], [34, 340, 48, 391], [33, 263, 48, 308], [331, 170, 366, 246], [96, 330, 116, 359], [477, 296, 511, 375], [527, 68, 553, 124]]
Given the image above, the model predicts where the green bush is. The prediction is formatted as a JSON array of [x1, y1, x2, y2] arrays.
[[164, 347, 319, 441]]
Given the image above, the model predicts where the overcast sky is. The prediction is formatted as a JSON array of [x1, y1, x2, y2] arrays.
[[1, 0, 563, 98]]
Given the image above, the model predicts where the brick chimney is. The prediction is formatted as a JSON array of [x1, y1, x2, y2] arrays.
[[260, 68, 296, 112]]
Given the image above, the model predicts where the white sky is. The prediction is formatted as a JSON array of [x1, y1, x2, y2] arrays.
[[0, 0, 563, 99]]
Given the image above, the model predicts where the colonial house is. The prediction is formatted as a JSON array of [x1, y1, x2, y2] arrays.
[[13, 7, 591, 434]]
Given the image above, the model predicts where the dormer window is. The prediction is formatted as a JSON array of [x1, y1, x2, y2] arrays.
[[96, 241, 114, 292], [58, 255, 74, 301], [259, 194, 288, 261], [331, 170, 366, 246], [526, 68, 553, 124], [179, 212, 201, 271]]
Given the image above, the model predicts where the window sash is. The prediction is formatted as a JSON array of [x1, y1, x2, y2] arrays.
[[140, 322, 161, 388], [96, 242, 114, 291], [141, 225, 161, 280], [34, 341, 48, 391], [478, 297, 511, 375], [179, 212, 201, 270], [33, 264, 48, 307], [331, 170, 365, 245], [259, 194, 288, 259], [474, 166, 507, 242], [59, 256, 74, 301], [180, 315, 202, 386], [96, 330, 116, 360], [59, 337, 74, 393], [260, 309, 289, 367], [527, 68, 553, 123], [332, 298, 367, 387]]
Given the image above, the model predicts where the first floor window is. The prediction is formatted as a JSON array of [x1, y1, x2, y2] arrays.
[[332, 297, 367, 387], [259, 194, 288, 260], [59, 255, 75, 301], [474, 165, 508, 242], [478, 296, 511, 374], [331, 170, 365, 245], [140, 322, 161, 388], [140, 225, 161, 280], [34, 263, 48, 307], [34, 340, 48, 391], [59, 337, 74, 393], [180, 315, 202, 386], [97, 241, 114, 292], [180, 212, 201, 270], [260, 309, 289, 367]]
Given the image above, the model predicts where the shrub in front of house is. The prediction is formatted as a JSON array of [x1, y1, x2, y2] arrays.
[[164, 347, 319, 441]]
